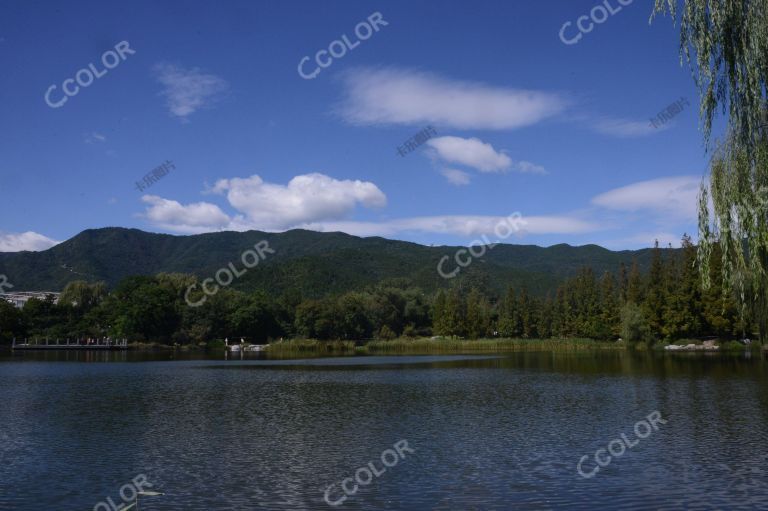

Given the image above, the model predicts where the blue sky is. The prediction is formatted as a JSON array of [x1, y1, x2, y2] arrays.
[[0, 0, 714, 252]]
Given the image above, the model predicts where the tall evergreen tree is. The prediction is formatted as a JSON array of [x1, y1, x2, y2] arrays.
[[497, 286, 519, 337], [627, 261, 644, 305], [432, 290, 448, 336], [465, 288, 491, 339], [644, 241, 666, 340], [600, 271, 620, 339]]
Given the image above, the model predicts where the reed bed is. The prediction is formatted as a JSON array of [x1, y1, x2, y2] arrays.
[[264, 337, 621, 356]]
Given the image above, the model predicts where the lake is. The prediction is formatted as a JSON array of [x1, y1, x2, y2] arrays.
[[1, 350, 766, 510]]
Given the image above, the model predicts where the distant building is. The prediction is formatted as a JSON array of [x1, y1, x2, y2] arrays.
[[0, 292, 61, 309]]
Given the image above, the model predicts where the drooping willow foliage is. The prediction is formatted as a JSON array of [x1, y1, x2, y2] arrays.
[[652, 0, 768, 152], [697, 136, 768, 337], [653, 0, 768, 339]]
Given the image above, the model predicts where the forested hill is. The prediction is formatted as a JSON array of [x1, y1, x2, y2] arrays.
[[0, 227, 668, 297]]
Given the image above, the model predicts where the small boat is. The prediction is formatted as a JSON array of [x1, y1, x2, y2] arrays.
[[244, 344, 265, 352]]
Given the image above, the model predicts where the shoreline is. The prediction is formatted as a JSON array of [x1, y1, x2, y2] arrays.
[[3, 337, 763, 356], [261, 337, 765, 356]]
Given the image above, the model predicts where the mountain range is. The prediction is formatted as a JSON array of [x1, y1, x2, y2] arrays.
[[0, 228, 668, 297]]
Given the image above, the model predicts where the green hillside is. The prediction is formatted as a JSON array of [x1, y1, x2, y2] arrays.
[[0, 227, 666, 297]]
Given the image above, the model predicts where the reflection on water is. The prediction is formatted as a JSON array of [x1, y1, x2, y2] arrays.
[[0, 350, 766, 510]]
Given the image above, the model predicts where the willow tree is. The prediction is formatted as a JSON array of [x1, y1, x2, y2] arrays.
[[653, 0, 768, 150], [653, 0, 768, 340]]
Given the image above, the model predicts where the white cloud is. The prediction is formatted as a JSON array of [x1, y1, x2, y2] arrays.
[[210, 173, 387, 230], [427, 135, 547, 177], [600, 232, 684, 250], [144, 173, 387, 233], [141, 195, 232, 234], [337, 67, 567, 130], [593, 117, 668, 138], [309, 215, 600, 239], [427, 136, 511, 172], [0, 231, 60, 252], [591, 176, 700, 221], [154, 63, 228, 120], [441, 168, 471, 186], [140, 171, 601, 240], [84, 132, 106, 144], [514, 161, 547, 174]]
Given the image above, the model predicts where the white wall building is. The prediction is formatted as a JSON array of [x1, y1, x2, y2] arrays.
[[0, 292, 61, 309]]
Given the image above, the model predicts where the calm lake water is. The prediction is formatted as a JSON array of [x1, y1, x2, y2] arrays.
[[1, 349, 767, 510]]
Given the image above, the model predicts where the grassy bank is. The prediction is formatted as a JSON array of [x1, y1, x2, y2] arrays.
[[265, 337, 622, 356]]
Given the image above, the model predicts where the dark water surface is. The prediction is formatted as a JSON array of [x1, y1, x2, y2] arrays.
[[1, 350, 767, 510]]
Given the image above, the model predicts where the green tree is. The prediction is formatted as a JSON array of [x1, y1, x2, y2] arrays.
[[432, 290, 449, 336], [518, 287, 538, 338], [228, 291, 283, 343], [443, 288, 466, 337], [600, 271, 620, 339], [103, 276, 181, 342], [537, 294, 554, 339], [653, 0, 768, 152], [644, 241, 665, 339], [59, 280, 107, 310], [620, 302, 652, 344], [654, 0, 768, 340], [618, 262, 629, 303], [663, 235, 703, 339], [497, 287, 520, 337], [336, 292, 373, 340], [0, 300, 24, 344], [626, 261, 644, 305], [465, 288, 491, 339], [552, 286, 570, 338]]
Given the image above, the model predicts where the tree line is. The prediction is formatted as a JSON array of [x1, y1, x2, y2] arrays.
[[0, 236, 752, 345]]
